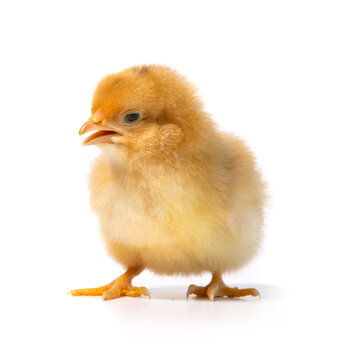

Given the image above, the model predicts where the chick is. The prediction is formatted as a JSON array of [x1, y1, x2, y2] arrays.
[[69, 65, 266, 301]]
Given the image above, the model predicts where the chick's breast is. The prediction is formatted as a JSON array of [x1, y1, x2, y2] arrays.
[[89, 132, 265, 276]]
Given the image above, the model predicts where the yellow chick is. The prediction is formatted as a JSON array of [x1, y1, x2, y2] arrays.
[[69, 65, 266, 301]]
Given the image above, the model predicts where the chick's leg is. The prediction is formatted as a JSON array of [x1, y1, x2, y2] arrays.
[[187, 272, 260, 301], [69, 266, 150, 300]]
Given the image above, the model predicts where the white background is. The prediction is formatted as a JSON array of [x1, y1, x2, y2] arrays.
[[0, 0, 359, 359]]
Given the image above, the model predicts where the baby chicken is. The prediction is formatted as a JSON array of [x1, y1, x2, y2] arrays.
[[69, 65, 266, 301]]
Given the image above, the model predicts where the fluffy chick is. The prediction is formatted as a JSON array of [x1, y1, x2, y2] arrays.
[[70, 65, 266, 301]]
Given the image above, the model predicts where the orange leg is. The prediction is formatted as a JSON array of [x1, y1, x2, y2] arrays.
[[187, 272, 260, 301], [68, 267, 150, 300]]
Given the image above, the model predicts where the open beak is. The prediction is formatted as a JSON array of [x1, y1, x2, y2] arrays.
[[79, 116, 122, 146]]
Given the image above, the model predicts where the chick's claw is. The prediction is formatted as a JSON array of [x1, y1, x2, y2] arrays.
[[186, 284, 207, 298], [69, 282, 150, 300], [187, 283, 260, 301], [187, 272, 260, 301], [68, 267, 150, 300]]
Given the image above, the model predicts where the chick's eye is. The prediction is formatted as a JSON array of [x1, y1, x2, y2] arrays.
[[123, 112, 141, 125]]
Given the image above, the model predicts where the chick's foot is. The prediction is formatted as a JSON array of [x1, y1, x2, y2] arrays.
[[68, 266, 150, 300], [187, 272, 260, 301]]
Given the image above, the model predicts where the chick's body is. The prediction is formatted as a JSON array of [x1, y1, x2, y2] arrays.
[[71, 65, 266, 300], [90, 133, 263, 276]]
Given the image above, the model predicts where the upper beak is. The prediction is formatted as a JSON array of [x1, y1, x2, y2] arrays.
[[79, 110, 106, 135], [79, 119, 99, 135]]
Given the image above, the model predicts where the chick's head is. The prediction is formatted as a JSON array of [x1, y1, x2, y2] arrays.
[[80, 65, 213, 166]]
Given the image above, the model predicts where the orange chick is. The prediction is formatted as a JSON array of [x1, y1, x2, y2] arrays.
[[69, 65, 266, 300]]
